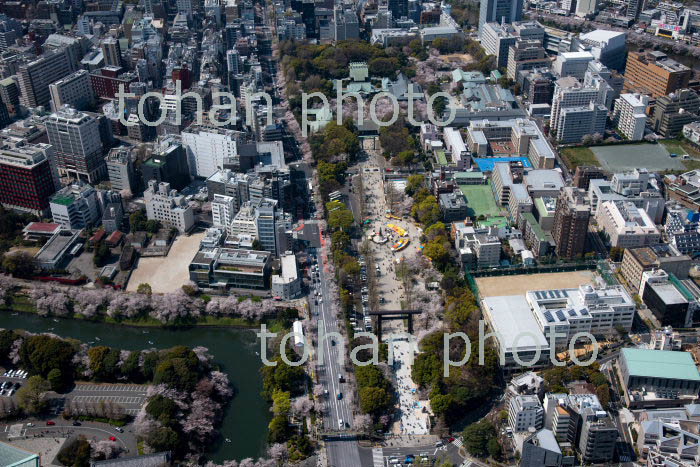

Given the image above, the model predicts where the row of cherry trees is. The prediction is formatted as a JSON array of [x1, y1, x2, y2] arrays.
[[0, 275, 285, 324]]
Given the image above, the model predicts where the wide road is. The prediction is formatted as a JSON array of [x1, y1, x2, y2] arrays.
[[310, 220, 361, 467]]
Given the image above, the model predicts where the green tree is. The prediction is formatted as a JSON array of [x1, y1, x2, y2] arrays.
[[19, 335, 75, 384], [146, 395, 179, 427], [251, 239, 265, 251], [146, 426, 180, 452], [145, 219, 161, 233], [129, 210, 147, 232], [430, 393, 455, 417], [93, 241, 110, 267], [328, 207, 354, 232], [88, 346, 121, 382], [153, 357, 199, 392], [462, 420, 497, 457], [16, 375, 50, 415], [359, 386, 391, 415], [405, 174, 424, 197], [2, 251, 36, 278], [272, 390, 292, 416], [57, 436, 91, 467], [487, 437, 502, 460], [268, 414, 290, 443], [47, 369, 64, 392], [423, 241, 450, 268], [136, 283, 152, 295]]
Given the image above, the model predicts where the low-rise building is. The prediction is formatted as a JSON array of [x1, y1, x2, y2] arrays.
[[50, 181, 101, 229], [439, 190, 468, 222], [34, 228, 82, 270], [454, 223, 501, 269], [618, 348, 700, 408], [271, 252, 301, 300], [189, 247, 272, 291], [520, 429, 563, 467], [640, 269, 700, 328]]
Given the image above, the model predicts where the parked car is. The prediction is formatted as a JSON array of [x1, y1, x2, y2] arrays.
[[109, 436, 117, 441], [46, 421, 55, 426]]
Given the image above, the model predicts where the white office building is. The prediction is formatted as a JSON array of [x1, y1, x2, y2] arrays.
[[50, 181, 101, 229], [271, 252, 301, 299], [144, 180, 194, 233], [595, 201, 661, 248], [551, 77, 607, 143], [552, 51, 595, 80], [182, 125, 238, 178], [509, 394, 545, 432], [211, 194, 236, 228], [612, 93, 649, 141]]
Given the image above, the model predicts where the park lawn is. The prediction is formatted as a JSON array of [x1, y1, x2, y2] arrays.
[[560, 147, 600, 169], [659, 140, 688, 156]]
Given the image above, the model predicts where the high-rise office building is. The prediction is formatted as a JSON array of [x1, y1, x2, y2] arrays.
[[0, 138, 59, 216], [46, 107, 105, 183], [651, 89, 700, 137], [17, 49, 73, 109], [479, 0, 524, 37], [182, 125, 239, 179], [49, 69, 95, 112], [623, 50, 691, 99], [552, 187, 590, 258], [388, 0, 408, 19], [101, 37, 122, 68]]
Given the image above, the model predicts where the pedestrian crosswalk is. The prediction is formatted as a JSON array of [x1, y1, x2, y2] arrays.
[[619, 455, 631, 462], [452, 438, 464, 448], [372, 448, 383, 467], [460, 461, 472, 467]]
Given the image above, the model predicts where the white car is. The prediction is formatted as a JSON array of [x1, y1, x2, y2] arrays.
[[318, 298, 323, 304], [338, 419, 343, 429]]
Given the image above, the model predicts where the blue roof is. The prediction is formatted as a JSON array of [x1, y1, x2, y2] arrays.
[[473, 157, 532, 172]]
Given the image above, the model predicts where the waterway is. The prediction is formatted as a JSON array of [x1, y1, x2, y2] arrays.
[[0, 312, 270, 463]]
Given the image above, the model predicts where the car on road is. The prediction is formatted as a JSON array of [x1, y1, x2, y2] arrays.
[[72, 421, 81, 426], [405, 455, 415, 464], [46, 421, 55, 426], [336, 392, 342, 400], [109, 436, 117, 441], [338, 419, 343, 429], [115, 427, 124, 433], [26, 423, 34, 427]]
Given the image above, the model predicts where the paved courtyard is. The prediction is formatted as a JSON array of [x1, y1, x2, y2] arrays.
[[475, 270, 596, 297], [126, 232, 204, 293], [390, 338, 429, 435], [591, 143, 685, 172]]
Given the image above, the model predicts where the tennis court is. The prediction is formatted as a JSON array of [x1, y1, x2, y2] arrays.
[[459, 182, 502, 218], [591, 143, 685, 172]]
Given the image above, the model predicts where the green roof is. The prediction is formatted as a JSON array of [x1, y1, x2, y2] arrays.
[[0, 441, 39, 467], [143, 157, 166, 167], [622, 348, 700, 381], [51, 195, 75, 206], [435, 150, 449, 166]]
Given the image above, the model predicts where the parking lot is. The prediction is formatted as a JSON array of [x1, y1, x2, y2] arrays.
[[66, 383, 148, 415]]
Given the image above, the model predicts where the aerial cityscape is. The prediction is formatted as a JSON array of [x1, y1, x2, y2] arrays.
[[4, 0, 700, 466]]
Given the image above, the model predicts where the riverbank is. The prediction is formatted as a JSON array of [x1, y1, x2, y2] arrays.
[[0, 290, 297, 333]]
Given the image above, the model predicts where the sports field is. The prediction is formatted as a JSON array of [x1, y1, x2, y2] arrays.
[[476, 270, 596, 297], [459, 182, 502, 218], [591, 143, 685, 172]]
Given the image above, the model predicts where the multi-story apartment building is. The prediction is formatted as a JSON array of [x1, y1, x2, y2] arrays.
[[49, 69, 95, 112], [0, 138, 59, 216], [651, 89, 700, 137], [105, 147, 137, 193], [46, 107, 105, 183], [141, 137, 190, 191], [101, 37, 122, 68], [612, 93, 649, 141], [619, 244, 691, 293], [509, 395, 544, 432], [143, 180, 194, 233], [481, 22, 517, 69], [478, 0, 523, 35], [49, 181, 101, 229], [211, 193, 236, 228], [507, 40, 550, 80], [551, 77, 607, 143], [551, 187, 590, 258], [623, 50, 691, 98], [596, 200, 660, 248], [17, 48, 73, 108]]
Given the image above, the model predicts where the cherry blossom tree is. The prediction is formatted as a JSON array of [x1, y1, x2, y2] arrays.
[[91, 439, 122, 459], [291, 396, 313, 418], [267, 443, 288, 464], [353, 414, 373, 434]]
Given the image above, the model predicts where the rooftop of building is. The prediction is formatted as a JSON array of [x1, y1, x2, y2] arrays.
[[35, 229, 81, 264], [0, 441, 38, 466], [621, 348, 700, 381], [482, 294, 550, 353]]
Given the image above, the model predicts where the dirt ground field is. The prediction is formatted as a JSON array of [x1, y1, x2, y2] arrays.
[[475, 270, 596, 298], [440, 53, 474, 66], [126, 232, 204, 293]]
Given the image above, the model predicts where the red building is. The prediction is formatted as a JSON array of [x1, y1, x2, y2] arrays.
[[90, 66, 138, 99], [0, 139, 60, 216]]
